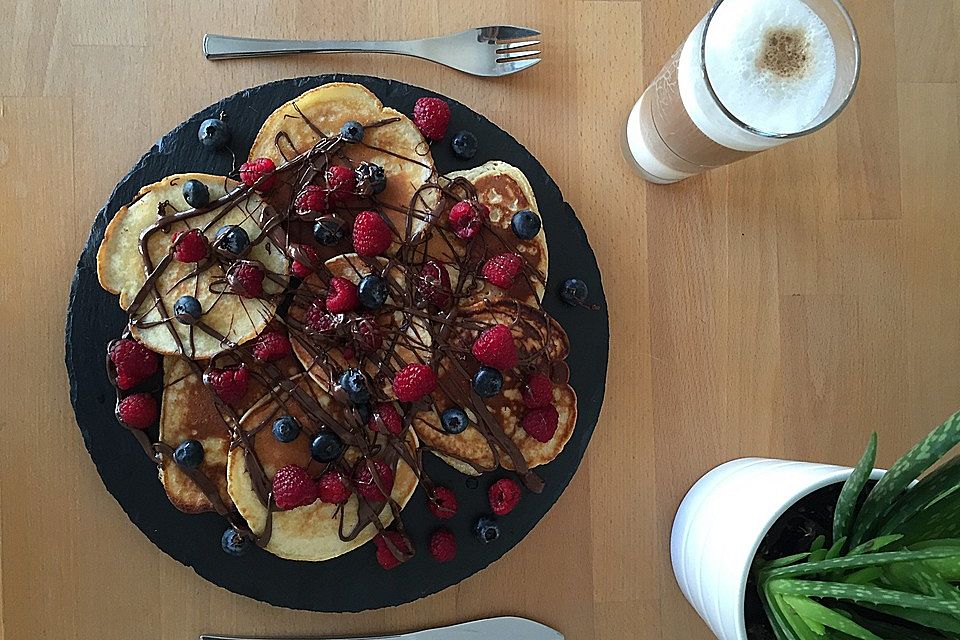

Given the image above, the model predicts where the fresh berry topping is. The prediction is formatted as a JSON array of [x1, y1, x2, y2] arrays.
[[448, 200, 488, 240], [338, 368, 371, 405], [450, 129, 478, 160], [481, 253, 523, 289], [227, 262, 264, 299], [204, 365, 249, 404], [392, 363, 437, 402], [355, 162, 387, 195], [471, 324, 518, 370], [441, 407, 469, 434], [340, 120, 364, 142], [429, 528, 457, 563], [295, 184, 327, 213], [412, 97, 451, 141], [488, 478, 521, 516], [472, 367, 503, 398], [416, 260, 452, 308], [522, 373, 553, 409], [252, 331, 291, 363], [172, 229, 208, 263], [272, 464, 319, 511], [314, 219, 345, 245], [474, 515, 501, 544], [239, 157, 277, 191], [182, 179, 210, 208], [522, 405, 559, 442], [317, 470, 351, 504], [353, 459, 395, 502], [326, 276, 359, 313], [173, 439, 204, 469], [173, 295, 202, 324], [511, 209, 542, 240], [428, 486, 458, 519], [271, 415, 301, 443], [354, 316, 383, 352], [221, 529, 249, 556], [304, 298, 340, 334], [352, 210, 392, 256], [374, 531, 412, 570], [117, 393, 157, 430], [109, 338, 159, 390], [368, 402, 403, 435], [560, 278, 589, 306], [358, 274, 388, 310], [198, 117, 230, 149], [310, 430, 345, 463], [290, 244, 319, 279], [325, 165, 356, 202], [215, 225, 250, 256]]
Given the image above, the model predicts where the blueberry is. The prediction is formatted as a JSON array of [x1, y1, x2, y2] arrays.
[[560, 278, 588, 306], [355, 162, 387, 195], [221, 528, 249, 556], [182, 179, 210, 208], [314, 219, 345, 246], [451, 130, 478, 160], [472, 367, 503, 398], [174, 439, 204, 469], [340, 120, 364, 143], [511, 209, 542, 240], [358, 274, 388, 310], [474, 515, 501, 544], [198, 117, 231, 149], [441, 407, 469, 434], [310, 430, 345, 463], [338, 368, 371, 405], [215, 225, 250, 256], [173, 295, 202, 324], [272, 415, 301, 443], [356, 403, 372, 425]]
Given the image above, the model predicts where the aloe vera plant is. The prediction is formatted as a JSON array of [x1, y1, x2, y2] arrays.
[[754, 411, 960, 640]]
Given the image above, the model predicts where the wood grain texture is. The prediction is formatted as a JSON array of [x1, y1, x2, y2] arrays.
[[0, 1, 955, 638]]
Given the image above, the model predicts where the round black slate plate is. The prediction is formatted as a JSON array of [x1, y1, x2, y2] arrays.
[[65, 74, 608, 612]]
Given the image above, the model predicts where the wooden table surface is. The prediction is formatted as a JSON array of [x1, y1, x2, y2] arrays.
[[1, 0, 957, 638]]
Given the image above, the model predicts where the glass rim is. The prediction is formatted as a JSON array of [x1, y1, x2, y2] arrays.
[[698, 0, 861, 140]]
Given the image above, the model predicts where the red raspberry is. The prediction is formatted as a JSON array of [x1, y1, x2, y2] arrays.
[[427, 485, 458, 520], [448, 201, 488, 240], [354, 316, 382, 352], [228, 263, 264, 299], [522, 373, 553, 409], [429, 528, 457, 563], [172, 229, 208, 263], [488, 478, 521, 516], [317, 470, 351, 504], [326, 276, 359, 313], [239, 157, 278, 191], [290, 244, 319, 279], [272, 464, 319, 510], [352, 459, 395, 502], [374, 531, 412, 570], [368, 402, 403, 435], [304, 298, 340, 334], [417, 260, 452, 308], [412, 97, 451, 141], [481, 253, 523, 289], [109, 338, 159, 390], [522, 405, 559, 443], [392, 363, 437, 402], [252, 331, 291, 363], [117, 393, 157, 430], [352, 210, 392, 256], [205, 365, 249, 404], [295, 185, 327, 213], [471, 324, 518, 370], [325, 165, 356, 202]]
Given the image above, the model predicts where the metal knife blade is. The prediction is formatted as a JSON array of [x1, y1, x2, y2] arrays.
[[200, 616, 563, 640]]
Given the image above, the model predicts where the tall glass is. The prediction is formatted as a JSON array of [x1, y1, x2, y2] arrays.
[[623, 0, 860, 184]]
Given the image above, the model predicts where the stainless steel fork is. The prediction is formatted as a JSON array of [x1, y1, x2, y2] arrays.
[[203, 26, 541, 77]]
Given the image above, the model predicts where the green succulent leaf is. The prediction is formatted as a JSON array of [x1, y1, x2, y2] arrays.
[[764, 552, 814, 571], [834, 433, 878, 546], [781, 595, 882, 640], [762, 547, 958, 581], [876, 455, 960, 538], [847, 535, 903, 557], [766, 579, 960, 616]]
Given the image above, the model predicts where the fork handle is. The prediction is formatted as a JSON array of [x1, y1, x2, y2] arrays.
[[203, 34, 418, 60]]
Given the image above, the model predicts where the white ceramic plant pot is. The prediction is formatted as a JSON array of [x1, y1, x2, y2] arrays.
[[671, 458, 886, 640]]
